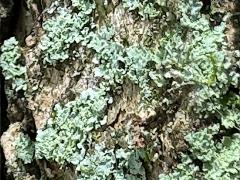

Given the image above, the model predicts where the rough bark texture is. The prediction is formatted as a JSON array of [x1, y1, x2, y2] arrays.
[[1, 0, 240, 179]]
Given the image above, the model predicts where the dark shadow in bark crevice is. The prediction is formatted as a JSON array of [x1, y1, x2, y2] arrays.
[[0, 72, 12, 180], [0, 0, 22, 43]]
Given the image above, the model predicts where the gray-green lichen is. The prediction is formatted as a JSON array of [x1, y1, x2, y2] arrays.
[[39, 0, 95, 65], [0, 37, 27, 93], [35, 88, 108, 164], [15, 134, 34, 164], [1, 0, 239, 179]]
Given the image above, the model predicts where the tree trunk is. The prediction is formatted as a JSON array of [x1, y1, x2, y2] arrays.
[[1, 0, 240, 179]]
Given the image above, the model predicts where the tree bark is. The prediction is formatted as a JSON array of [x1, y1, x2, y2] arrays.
[[1, 0, 240, 179]]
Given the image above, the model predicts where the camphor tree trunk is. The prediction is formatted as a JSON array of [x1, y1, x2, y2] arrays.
[[1, 0, 240, 179]]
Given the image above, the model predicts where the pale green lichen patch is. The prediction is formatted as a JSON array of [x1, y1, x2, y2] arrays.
[[35, 88, 108, 164], [0, 37, 27, 93], [5, 0, 240, 179], [15, 134, 34, 164], [39, 1, 95, 65]]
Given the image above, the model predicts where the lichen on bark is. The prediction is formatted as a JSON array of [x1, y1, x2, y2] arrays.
[[1, 0, 240, 179]]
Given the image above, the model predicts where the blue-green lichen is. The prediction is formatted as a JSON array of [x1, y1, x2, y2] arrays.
[[15, 134, 34, 164], [11, 0, 240, 179], [39, 1, 95, 65], [0, 37, 27, 93], [35, 88, 108, 164], [159, 125, 240, 179]]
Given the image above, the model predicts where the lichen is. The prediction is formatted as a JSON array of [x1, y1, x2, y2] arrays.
[[2, 0, 240, 179], [0, 37, 27, 93]]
